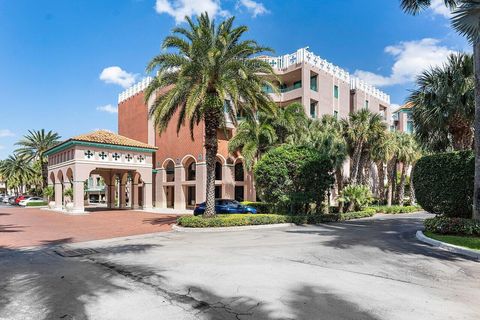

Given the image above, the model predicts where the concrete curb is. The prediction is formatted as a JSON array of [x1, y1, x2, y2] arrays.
[[172, 223, 295, 233], [416, 230, 480, 260]]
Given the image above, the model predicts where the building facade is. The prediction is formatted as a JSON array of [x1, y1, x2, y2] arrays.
[[391, 102, 414, 134], [115, 48, 392, 211]]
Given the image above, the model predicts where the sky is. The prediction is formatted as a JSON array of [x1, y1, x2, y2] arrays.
[[0, 0, 470, 159]]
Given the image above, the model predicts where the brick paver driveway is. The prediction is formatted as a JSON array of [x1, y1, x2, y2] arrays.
[[0, 205, 177, 248]]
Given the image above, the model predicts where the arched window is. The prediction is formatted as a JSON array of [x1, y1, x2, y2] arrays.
[[165, 161, 175, 182], [235, 163, 244, 181], [215, 161, 222, 180], [186, 161, 196, 181]]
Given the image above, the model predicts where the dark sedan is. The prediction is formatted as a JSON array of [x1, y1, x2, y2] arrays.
[[193, 199, 257, 216]]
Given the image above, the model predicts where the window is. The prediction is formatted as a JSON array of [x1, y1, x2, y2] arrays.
[[365, 100, 369, 109], [310, 75, 318, 91], [215, 161, 222, 180], [293, 80, 302, 89], [334, 85, 339, 99], [235, 163, 244, 181], [334, 110, 338, 119], [407, 121, 414, 134], [310, 102, 317, 118], [215, 186, 222, 199], [186, 161, 196, 181], [235, 186, 244, 202], [262, 84, 273, 93]]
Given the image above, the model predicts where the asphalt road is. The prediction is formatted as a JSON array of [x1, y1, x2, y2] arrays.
[[0, 212, 478, 320]]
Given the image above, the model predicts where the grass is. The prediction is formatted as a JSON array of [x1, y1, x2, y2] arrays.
[[26, 201, 48, 207], [424, 231, 480, 251]]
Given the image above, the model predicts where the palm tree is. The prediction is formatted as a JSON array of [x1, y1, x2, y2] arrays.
[[268, 102, 308, 144], [15, 129, 61, 188], [342, 109, 386, 184], [145, 13, 277, 217], [228, 114, 277, 171], [408, 53, 474, 152], [370, 132, 397, 203], [0, 155, 35, 194], [395, 133, 421, 205]]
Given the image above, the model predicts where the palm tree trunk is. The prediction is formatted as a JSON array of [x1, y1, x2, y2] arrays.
[[41, 159, 48, 188], [474, 39, 480, 221], [335, 168, 344, 213], [386, 157, 396, 206], [409, 165, 416, 206], [397, 163, 407, 206], [350, 141, 363, 184], [376, 161, 385, 204], [203, 108, 220, 218]]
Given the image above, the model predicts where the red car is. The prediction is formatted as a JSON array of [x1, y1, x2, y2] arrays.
[[15, 195, 31, 205]]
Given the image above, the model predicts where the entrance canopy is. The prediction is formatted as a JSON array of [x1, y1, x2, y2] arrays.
[[46, 130, 157, 214]]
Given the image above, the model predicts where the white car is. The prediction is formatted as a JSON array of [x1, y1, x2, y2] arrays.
[[2, 196, 9, 203], [19, 197, 45, 206]]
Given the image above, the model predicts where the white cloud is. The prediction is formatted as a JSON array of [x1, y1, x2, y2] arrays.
[[430, 0, 452, 18], [0, 129, 14, 138], [0, 145, 4, 150], [237, 0, 268, 17], [99, 66, 137, 88], [354, 38, 455, 87], [155, 0, 229, 23], [96, 104, 118, 114]]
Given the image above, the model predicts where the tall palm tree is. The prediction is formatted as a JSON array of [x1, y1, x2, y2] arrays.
[[15, 129, 61, 188], [408, 53, 474, 152], [395, 133, 421, 205], [342, 109, 386, 184], [370, 131, 397, 203], [0, 155, 35, 194], [400, 0, 480, 225], [386, 133, 401, 206], [228, 114, 277, 171], [145, 13, 277, 217]]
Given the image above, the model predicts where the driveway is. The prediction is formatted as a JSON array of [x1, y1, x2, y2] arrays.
[[0, 212, 479, 320], [0, 205, 177, 248]]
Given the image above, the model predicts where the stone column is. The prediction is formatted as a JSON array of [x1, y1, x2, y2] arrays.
[[107, 182, 116, 209], [119, 183, 126, 209], [155, 169, 166, 208], [174, 165, 186, 210], [54, 182, 63, 210], [132, 182, 140, 209], [72, 180, 85, 214], [195, 162, 207, 205], [143, 182, 153, 210], [222, 164, 235, 199], [245, 170, 256, 202]]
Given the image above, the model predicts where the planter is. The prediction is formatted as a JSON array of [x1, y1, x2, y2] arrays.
[[65, 202, 74, 212], [48, 201, 56, 209]]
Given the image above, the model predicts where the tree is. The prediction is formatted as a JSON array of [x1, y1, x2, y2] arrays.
[[400, 0, 480, 226], [254, 145, 334, 214], [145, 13, 277, 217], [15, 129, 61, 188], [0, 155, 35, 194], [408, 53, 474, 152], [298, 116, 348, 211], [342, 109, 386, 184], [370, 132, 397, 203], [268, 102, 308, 144], [228, 114, 276, 171], [395, 133, 421, 205]]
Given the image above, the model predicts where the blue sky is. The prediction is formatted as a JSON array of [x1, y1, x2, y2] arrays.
[[0, 0, 469, 159]]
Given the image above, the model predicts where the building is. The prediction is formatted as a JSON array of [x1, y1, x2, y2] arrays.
[[391, 102, 414, 134], [46, 47, 393, 213]]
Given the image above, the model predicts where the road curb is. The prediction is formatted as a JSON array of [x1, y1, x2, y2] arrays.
[[172, 223, 295, 233], [416, 230, 480, 260]]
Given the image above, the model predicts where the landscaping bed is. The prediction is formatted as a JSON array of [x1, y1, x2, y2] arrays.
[[368, 205, 422, 214], [177, 209, 377, 228], [424, 231, 480, 251]]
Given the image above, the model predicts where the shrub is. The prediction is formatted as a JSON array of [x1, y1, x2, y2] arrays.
[[413, 151, 473, 218], [254, 145, 334, 214], [369, 205, 422, 214], [424, 216, 480, 236], [177, 214, 289, 228], [43, 186, 54, 201], [338, 184, 372, 212], [26, 201, 48, 207], [241, 201, 272, 214]]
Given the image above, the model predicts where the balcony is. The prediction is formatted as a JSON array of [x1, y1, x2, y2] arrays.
[[280, 82, 302, 93]]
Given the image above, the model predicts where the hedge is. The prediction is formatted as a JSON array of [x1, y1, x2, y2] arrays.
[[368, 205, 422, 214], [424, 216, 480, 236], [26, 201, 48, 207], [241, 201, 272, 214], [412, 151, 473, 218], [177, 209, 377, 228]]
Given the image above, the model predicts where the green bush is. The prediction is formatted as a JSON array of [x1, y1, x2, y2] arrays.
[[177, 209, 377, 228], [254, 145, 334, 214], [338, 184, 372, 212], [369, 205, 422, 214], [424, 216, 480, 236], [26, 201, 48, 207], [412, 151, 473, 218], [241, 201, 272, 214]]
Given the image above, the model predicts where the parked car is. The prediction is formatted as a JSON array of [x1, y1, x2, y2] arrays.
[[14, 195, 32, 205], [19, 196, 45, 206], [1, 195, 9, 203], [8, 196, 18, 205], [193, 199, 257, 216]]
